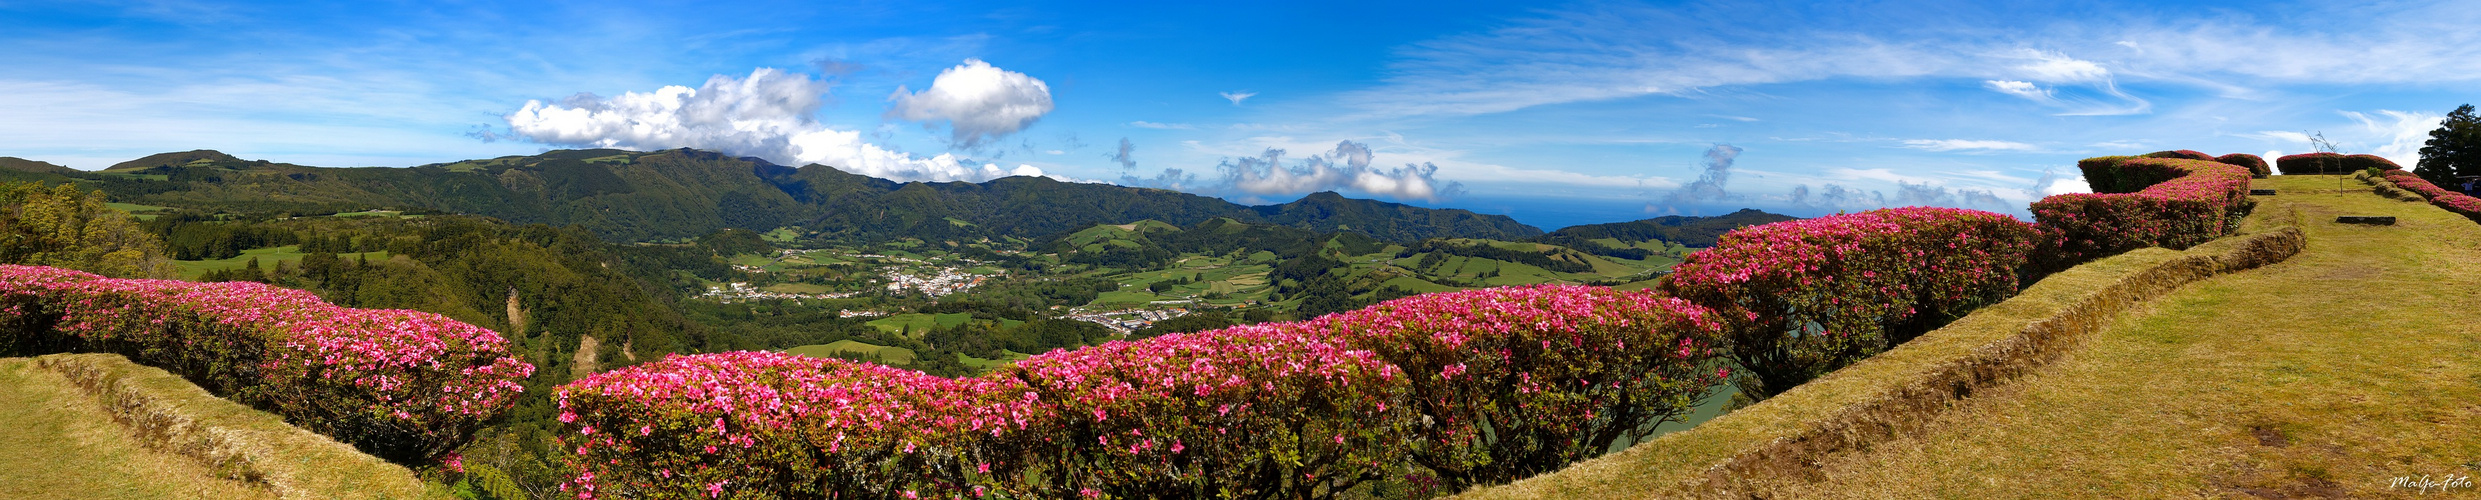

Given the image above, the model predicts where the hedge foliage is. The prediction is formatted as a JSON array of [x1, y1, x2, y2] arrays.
[[2277, 152, 2349, 175], [2216, 153, 2272, 177], [2144, 150, 2215, 161], [1662, 207, 2035, 398], [2032, 157, 2251, 269], [557, 285, 1725, 498], [0, 265, 533, 463], [2380, 169, 2481, 220]]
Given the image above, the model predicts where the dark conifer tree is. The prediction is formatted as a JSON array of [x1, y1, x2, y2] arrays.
[[2417, 104, 2481, 190]]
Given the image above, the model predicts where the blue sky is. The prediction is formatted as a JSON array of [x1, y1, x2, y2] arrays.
[[4, 1, 2476, 229]]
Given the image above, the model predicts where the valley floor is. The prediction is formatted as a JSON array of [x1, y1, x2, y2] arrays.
[[1778, 176, 2481, 498], [0, 358, 268, 499]]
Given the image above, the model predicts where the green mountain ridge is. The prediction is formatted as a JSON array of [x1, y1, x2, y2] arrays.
[[13, 148, 1542, 244]]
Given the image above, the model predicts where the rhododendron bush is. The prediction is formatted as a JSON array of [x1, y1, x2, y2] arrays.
[[1011, 323, 1412, 498], [2380, 169, 2481, 220], [2216, 153, 2271, 177], [1315, 285, 1725, 490], [2343, 154, 2403, 172], [1662, 207, 2035, 399], [556, 352, 1035, 498], [2144, 149, 2215, 162], [2278, 152, 2349, 175], [555, 285, 1726, 497], [2032, 157, 2251, 269], [0, 265, 531, 462]]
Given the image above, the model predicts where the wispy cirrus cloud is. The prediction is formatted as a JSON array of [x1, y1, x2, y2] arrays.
[[1900, 139, 2037, 152]]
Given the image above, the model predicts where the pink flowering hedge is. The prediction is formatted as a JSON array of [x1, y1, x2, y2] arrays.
[[2145, 149, 2216, 161], [2032, 157, 2252, 269], [2380, 169, 2481, 221], [555, 285, 1725, 497], [2216, 153, 2272, 177], [1313, 286, 1725, 490], [1009, 322, 1413, 498], [0, 265, 532, 463], [2277, 152, 2349, 175], [2345, 154, 2403, 172], [555, 352, 1039, 498], [1662, 207, 2036, 398]]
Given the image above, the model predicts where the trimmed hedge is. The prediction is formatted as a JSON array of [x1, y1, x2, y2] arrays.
[[556, 352, 1036, 498], [0, 265, 533, 463], [2216, 153, 2271, 177], [2277, 152, 2349, 175], [557, 285, 1726, 498], [2379, 169, 2481, 220], [1662, 207, 2036, 398], [2144, 150, 2215, 161], [2343, 154, 2403, 172], [1315, 286, 1725, 491], [2032, 158, 2251, 269]]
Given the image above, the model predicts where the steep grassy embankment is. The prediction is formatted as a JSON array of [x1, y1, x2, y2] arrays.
[[1473, 175, 2480, 498], [0, 358, 267, 499], [1771, 175, 2481, 498]]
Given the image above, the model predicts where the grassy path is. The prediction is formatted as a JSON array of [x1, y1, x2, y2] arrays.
[[1780, 176, 2481, 498], [0, 358, 268, 499]]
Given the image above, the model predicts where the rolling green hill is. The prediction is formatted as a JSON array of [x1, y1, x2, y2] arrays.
[[1537, 208, 1798, 248], [42, 148, 1542, 244]]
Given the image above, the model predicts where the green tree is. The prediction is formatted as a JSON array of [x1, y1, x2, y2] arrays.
[[0, 182, 176, 278], [2418, 104, 2481, 190]]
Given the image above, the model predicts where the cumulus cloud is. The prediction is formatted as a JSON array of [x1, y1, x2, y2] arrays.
[[2345, 110, 2443, 167], [1984, 80, 2050, 100], [886, 59, 1055, 148], [1657, 144, 1742, 207], [1109, 137, 1137, 170], [1785, 181, 2017, 214], [1982, 50, 2148, 116], [1220, 91, 1257, 105], [1902, 139, 2037, 152], [500, 67, 1045, 183], [1208, 140, 1463, 202]]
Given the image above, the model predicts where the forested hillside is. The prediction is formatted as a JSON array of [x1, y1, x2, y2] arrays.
[[5, 148, 1541, 244]]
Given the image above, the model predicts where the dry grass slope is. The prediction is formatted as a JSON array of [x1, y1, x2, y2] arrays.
[[0, 357, 268, 499], [1465, 180, 2332, 499], [19, 353, 437, 499]]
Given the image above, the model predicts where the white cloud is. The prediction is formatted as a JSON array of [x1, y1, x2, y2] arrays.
[[1220, 91, 1256, 105], [886, 59, 1054, 148], [1128, 121, 1194, 129], [2012, 49, 2111, 83], [1210, 140, 1463, 202], [2344, 109, 2443, 168], [1984, 80, 2051, 101], [1901, 139, 2038, 152], [501, 67, 1045, 183]]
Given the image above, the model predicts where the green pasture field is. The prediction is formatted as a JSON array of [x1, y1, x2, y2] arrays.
[[784, 340, 918, 365], [169, 246, 391, 280]]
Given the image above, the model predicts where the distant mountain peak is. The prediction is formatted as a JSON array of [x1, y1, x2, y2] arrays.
[[107, 150, 242, 171], [0, 157, 78, 175]]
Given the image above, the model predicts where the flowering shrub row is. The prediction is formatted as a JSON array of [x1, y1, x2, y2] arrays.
[[1312, 286, 1725, 489], [1662, 207, 2036, 398], [556, 285, 1726, 497], [2277, 152, 2343, 174], [0, 265, 532, 463], [2031, 157, 2252, 268], [2144, 149, 2215, 161], [2379, 169, 2481, 220], [2216, 153, 2272, 177]]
